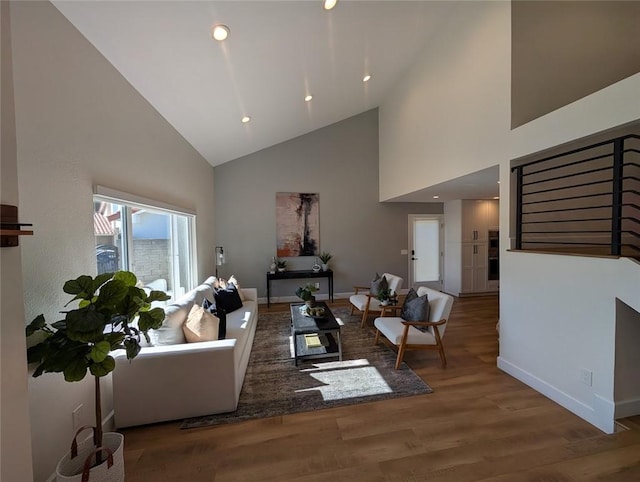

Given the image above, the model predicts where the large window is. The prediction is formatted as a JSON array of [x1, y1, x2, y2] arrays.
[[93, 189, 196, 303]]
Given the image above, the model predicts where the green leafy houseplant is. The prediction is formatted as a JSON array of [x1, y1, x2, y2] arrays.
[[26, 271, 169, 465], [318, 252, 332, 264], [276, 259, 287, 270], [377, 288, 391, 302], [295, 283, 318, 303]]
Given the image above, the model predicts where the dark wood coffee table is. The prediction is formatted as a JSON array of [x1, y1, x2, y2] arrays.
[[290, 302, 342, 366]]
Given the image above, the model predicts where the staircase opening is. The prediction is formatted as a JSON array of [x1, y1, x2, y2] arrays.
[[615, 298, 640, 420]]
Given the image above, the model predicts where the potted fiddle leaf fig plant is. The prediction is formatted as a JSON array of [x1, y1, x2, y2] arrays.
[[26, 271, 169, 481]]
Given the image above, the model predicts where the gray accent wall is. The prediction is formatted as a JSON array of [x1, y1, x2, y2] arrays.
[[214, 109, 442, 299]]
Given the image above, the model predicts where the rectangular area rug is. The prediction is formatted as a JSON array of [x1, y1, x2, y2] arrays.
[[181, 306, 432, 429]]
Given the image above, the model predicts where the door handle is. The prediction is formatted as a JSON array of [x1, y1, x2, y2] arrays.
[[412, 257, 418, 261]]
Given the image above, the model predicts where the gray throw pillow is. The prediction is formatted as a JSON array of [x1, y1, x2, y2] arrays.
[[370, 273, 388, 297], [401, 288, 431, 332]]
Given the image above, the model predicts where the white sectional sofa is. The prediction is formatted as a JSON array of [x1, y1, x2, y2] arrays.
[[112, 277, 258, 428]]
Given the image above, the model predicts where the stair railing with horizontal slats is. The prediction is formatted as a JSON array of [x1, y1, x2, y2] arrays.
[[512, 134, 640, 259]]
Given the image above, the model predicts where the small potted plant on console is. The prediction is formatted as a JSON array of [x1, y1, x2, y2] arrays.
[[318, 252, 333, 271]]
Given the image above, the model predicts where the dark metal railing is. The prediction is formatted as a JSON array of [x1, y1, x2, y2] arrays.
[[511, 134, 640, 258]]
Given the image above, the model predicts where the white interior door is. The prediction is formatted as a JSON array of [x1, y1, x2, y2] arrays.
[[409, 215, 443, 290]]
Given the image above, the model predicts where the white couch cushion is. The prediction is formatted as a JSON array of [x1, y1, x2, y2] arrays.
[[225, 300, 257, 366], [150, 303, 189, 345], [150, 284, 211, 345], [374, 316, 437, 345], [349, 294, 382, 312]]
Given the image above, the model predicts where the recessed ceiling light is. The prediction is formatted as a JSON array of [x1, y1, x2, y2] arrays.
[[305, 95, 313, 102], [323, 0, 338, 11], [497, 180, 501, 184], [363, 74, 371, 82], [433, 195, 440, 199], [212, 24, 230, 41], [241, 116, 251, 124]]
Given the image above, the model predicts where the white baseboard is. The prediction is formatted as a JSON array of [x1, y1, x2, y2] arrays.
[[615, 398, 640, 419], [497, 356, 615, 434]]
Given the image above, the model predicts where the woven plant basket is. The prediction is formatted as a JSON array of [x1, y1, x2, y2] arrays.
[[56, 427, 124, 482]]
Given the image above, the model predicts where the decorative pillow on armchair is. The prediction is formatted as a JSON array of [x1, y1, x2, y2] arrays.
[[370, 273, 388, 297], [203, 298, 227, 339], [401, 288, 431, 332], [214, 283, 243, 314]]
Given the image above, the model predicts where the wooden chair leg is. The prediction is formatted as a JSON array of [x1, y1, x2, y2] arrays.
[[438, 343, 447, 368], [374, 329, 380, 344], [434, 327, 447, 368], [350, 304, 355, 315], [395, 344, 406, 370], [395, 325, 410, 370], [361, 304, 370, 328]]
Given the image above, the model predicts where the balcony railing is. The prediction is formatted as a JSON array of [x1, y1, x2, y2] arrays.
[[512, 134, 640, 259]]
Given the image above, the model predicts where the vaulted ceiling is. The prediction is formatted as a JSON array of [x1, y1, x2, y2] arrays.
[[52, 1, 459, 167]]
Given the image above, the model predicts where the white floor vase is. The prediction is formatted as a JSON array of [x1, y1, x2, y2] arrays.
[[56, 430, 124, 482]]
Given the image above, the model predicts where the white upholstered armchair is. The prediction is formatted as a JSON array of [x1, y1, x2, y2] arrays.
[[374, 286, 454, 369], [349, 273, 403, 328]]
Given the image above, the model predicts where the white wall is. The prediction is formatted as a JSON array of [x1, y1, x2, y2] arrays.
[[499, 254, 640, 433], [9, 2, 215, 480], [499, 74, 640, 433], [379, 1, 510, 202], [378, 0, 640, 434], [1, 2, 34, 481]]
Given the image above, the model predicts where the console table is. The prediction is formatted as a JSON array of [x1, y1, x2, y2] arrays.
[[266, 269, 333, 307]]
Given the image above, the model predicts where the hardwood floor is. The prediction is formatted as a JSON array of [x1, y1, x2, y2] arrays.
[[121, 296, 640, 481]]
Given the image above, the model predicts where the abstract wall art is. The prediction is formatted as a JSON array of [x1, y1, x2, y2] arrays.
[[276, 192, 319, 257]]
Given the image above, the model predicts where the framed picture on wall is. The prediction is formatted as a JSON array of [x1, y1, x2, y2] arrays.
[[276, 192, 319, 257]]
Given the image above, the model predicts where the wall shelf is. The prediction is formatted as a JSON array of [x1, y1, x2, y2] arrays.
[[1, 204, 33, 247]]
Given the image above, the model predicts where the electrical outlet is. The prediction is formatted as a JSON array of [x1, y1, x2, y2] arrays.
[[579, 368, 593, 387], [315, 282, 320, 289], [72, 404, 83, 431]]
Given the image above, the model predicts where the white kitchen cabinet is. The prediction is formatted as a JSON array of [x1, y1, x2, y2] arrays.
[[461, 242, 488, 293], [444, 200, 498, 296], [462, 200, 499, 242]]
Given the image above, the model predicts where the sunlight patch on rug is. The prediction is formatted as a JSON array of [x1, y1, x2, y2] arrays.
[[297, 361, 392, 401]]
